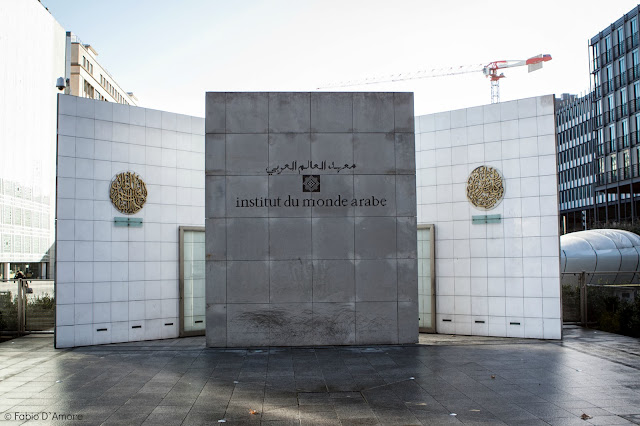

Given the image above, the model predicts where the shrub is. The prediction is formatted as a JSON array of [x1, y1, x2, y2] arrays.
[[563, 283, 640, 338]]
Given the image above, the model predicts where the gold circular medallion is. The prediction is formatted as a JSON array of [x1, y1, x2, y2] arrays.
[[466, 166, 504, 210], [109, 172, 147, 214]]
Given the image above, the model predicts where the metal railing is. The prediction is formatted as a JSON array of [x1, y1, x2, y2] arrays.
[[595, 164, 640, 185], [602, 108, 615, 125], [592, 39, 637, 71], [562, 271, 640, 331], [626, 33, 640, 52], [614, 73, 627, 90], [0, 279, 54, 336]]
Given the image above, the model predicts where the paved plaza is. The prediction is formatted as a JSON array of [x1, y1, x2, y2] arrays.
[[0, 326, 639, 425]]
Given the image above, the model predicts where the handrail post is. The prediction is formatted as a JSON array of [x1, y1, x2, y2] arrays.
[[579, 271, 587, 327], [16, 278, 24, 335]]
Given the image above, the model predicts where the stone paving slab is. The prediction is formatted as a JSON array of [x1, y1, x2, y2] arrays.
[[0, 326, 638, 425]]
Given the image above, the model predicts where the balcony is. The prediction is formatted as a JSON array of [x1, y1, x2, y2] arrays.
[[603, 109, 616, 125], [614, 72, 627, 89], [596, 164, 640, 186], [629, 64, 640, 82], [617, 134, 630, 150], [617, 103, 628, 117], [594, 85, 602, 98], [592, 114, 603, 128], [626, 33, 640, 51], [620, 165, 633, 180]]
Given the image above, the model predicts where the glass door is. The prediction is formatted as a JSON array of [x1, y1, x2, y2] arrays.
[[417, 225, 435, 332], [179, 227, 205, 336]]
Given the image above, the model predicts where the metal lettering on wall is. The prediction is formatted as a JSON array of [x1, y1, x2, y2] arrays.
[[109, 172, 147, 214], [267, 160, 356, 175], [466, 166, 504, 210], [236, 161, 386, 208]]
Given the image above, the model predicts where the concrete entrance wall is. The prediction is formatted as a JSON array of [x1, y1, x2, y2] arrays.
[[205, 92, 418, 347]]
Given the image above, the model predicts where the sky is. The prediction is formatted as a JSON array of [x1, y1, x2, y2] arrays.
[[43, 0, 640, 118]]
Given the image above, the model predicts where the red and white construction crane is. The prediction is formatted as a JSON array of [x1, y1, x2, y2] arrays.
[[318, 54, 552, 104]]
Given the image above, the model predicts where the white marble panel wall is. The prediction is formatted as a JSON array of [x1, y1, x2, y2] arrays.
[[55, 94, 205, 348], [415, 95, 562, 339]]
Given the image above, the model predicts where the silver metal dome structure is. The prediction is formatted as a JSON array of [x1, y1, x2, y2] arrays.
[[561, 229, 640, 285]]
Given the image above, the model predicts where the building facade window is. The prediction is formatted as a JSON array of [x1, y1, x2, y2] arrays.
[[608, 94, 615, 122], [623, 149, 631, 179], [618, 27, 625, 55]]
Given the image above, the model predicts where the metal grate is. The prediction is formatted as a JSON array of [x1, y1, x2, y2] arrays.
[[3, 205, 11, 225], [13, 207, 22, 226], [13, 236, 21, 253], [2, 235, 10, 253]]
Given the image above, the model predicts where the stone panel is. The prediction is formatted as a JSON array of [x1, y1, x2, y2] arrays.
[[354, 216, 397, 259], [310, 92, 353, 133], [269, 303, 313, 345], [312, 260, 356, 302], [355, 259, 397, 302], [226, 218, 268, 261], [269, 260, 313, 303], [395, 133, 416, 174], [310, 133, 354, 173], [205, 93, 226, 134], [353, 93, 394, 133], [353, 175, 396, 216], [354, 133, 395, 175], [205, 261, 226, 304], [355, 301, 398, 344], [226, 134, 268, 175], [269, 93, 311, 133], [226, 261, 269, 303], [225, 176, 268, 218], [312, 218, 355, 260], [225, 93, 268, 133], [205, 134, 225, 175], [268, 218, 312, 260], [312, 302, 356, 345]]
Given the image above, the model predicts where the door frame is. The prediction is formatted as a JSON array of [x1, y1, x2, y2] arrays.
[[418, 224, 436, 333], [179, 226, 206, 337]]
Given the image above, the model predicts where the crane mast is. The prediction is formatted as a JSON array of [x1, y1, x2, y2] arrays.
[[318, 54, 552, 104]]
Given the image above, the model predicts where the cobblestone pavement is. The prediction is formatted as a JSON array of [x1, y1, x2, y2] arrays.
[[0, 326, 639, 425]]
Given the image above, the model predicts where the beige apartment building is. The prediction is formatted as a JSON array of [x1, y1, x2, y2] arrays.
[[67, 33, 138, 106]]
